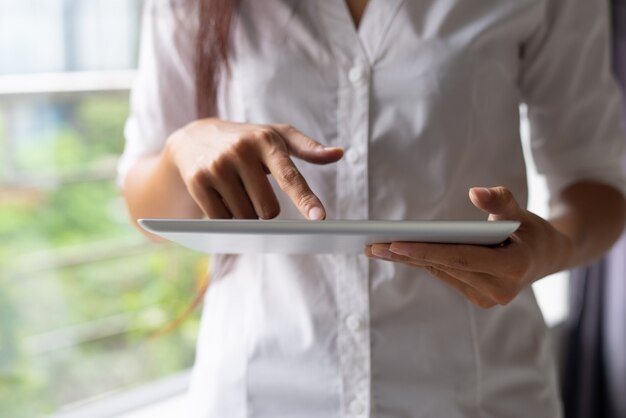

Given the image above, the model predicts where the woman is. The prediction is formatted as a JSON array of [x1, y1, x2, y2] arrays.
[[119, 0, 626, 416]]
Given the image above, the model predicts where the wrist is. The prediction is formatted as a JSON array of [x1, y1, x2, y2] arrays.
[[523, 213, 577, 282], [530, 219, 577, 282], [550, 229, 576, 274], [163, 127, 188, 177]]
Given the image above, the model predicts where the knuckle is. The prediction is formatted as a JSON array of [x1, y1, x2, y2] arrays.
[[206, 157, 230, 178], [187, 171, 208, 191], [491, 288, 516, 305], [497, 187, 514, 202], [296, 192, 317, 211], [461, 287, 496, 309], [278, 165, 302, 186], [475, 298, 497, 309], [230, 137, 254, 158], [266, 144, 285, 159], [255, 128, 276, 145], [304, 137, 321, 149]]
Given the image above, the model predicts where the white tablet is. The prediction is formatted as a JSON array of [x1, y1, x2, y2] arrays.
[[139, 219, 520, 255]]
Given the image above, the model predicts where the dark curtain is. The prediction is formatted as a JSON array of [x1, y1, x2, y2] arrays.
[[562, 1, 626, 417]]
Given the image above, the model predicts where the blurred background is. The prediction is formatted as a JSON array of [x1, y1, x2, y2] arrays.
[[0, 1, 207, 417], [0, 0, 568, 417]]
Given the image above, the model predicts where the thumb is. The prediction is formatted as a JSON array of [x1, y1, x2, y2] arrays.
[[469, 186, 524, 221], [278, 125, 344, 164]]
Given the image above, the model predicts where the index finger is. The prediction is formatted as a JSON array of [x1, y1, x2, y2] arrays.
[[388, 242, 500, 274], [263, 152, 326, 220]]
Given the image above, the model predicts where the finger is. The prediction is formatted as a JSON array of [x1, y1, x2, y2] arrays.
[[367, 243, 483, 283], [375, 242, 490, 279], [370, 243, 394, 259], [469, 186, 524, 221], [423, 266, 497, 309], [212, 173, 258, 219], [263, 152, 326, 220], [238, 162, 281, 219], [436, 264, 520, 306], [190, 185, 232, 219], [430, 263, 496, 295], [370, 244, 432, 268], [275, 125, 344, 164], [388, 242, 498, 274], [370, 243, 430, 266], [367, 246, 497, 308], [402, 248, 524, 306], [389, 241, 527, 305], [371, 243, 493, 286]]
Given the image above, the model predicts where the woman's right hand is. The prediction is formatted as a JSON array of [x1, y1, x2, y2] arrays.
[[165, 119, 344, 220]]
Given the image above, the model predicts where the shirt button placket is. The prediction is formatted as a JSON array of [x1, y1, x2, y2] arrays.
[[349, 399, 366, 417], [336, 57, 371, 418], [345, 147, 360, 165], [346, 314, 362, 332], [337, 256, 370, 418], [349, 64, 367, 86]]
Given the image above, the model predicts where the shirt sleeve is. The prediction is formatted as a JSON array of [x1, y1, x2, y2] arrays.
[[520, 0, 626, 201], [117, 0, 197, 188]]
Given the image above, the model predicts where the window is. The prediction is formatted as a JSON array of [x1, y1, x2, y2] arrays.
[[521, 107, 570, 328], [0, 1, 205, 417]]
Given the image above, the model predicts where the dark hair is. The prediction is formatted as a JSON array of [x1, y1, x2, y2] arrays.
[[155, 0, 237, 338], [193, 0, 238, 118]]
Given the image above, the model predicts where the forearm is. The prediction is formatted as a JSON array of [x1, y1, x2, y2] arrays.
[[123, 138, 203, 236], [549, 181, 626, 270]]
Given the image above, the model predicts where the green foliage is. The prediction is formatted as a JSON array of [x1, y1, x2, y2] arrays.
[[76, 96, 129, 155], [1, 95, 204, 416], [10, 96, 129, 177]]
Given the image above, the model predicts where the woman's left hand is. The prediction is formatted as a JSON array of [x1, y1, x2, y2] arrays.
[[366, 187, 574, 308]]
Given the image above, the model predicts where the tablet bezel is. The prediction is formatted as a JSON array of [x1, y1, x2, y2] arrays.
[[138, 219, 521, 255]]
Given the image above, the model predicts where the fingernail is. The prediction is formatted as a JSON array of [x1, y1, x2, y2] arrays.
[[308, 206, 324, 221], [323, 146, 344, 152], [389, 244, 409, 256], [472, 187, 491, 202], [371, 245, 392, 258]]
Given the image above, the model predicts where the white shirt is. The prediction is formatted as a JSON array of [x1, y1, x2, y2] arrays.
[[119, 0, 626, 417]]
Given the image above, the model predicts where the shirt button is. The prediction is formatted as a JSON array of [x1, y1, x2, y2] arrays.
[[349, 399, 365, 416], [345, 148, 360, 164], [348, 65, 367, 86], [346, 314, 361, 332]]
